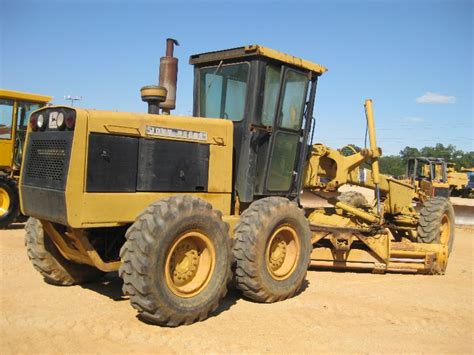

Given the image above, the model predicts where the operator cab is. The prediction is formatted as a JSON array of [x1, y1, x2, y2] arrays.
[[407, 157, 449, 198], [190, 45, 327, 203], [0, 90, 52, 171], [407, 157, 447, 183]]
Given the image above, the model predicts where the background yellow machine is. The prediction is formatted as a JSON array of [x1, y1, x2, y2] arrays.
[[405, 157, 450, 200], [447, 163, 471, 198], [19, 40, 454, 327], [405, 157, 472, 199], [459, 167, 474, 198], [0, 89, 51, 228]]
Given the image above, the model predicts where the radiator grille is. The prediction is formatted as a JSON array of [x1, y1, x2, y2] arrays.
[[26, 140, 68, 182], [22, 131, 73, 190]]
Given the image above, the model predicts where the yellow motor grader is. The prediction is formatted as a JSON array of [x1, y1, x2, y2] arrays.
[[0, 89, 52, 228], [404, 157, 451, 200], [20, 39, 454, 327]]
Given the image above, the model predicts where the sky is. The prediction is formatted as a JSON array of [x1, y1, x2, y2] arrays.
[[1, 0, 472, 155]]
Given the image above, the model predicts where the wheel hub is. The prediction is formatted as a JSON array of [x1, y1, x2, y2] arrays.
[[165, 230, 216, 298], [0, 187, 10, 216], [265, 225, 300, 280], [269, 236, 287, 271], [170, 241, 200, 286]]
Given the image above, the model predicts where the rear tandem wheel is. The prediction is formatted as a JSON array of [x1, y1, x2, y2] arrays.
[[233, 197, 312, 302]]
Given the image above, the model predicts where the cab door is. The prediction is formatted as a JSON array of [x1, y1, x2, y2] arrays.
[[255, 65, 309, 195], [0, 99, 15, 168]]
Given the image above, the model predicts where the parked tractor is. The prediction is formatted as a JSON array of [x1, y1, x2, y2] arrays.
[[20, 40, 454, 326], [0, 89, 51, 228]]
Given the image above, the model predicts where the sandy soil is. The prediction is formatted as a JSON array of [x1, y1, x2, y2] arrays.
[[0, 224, 472, 354]]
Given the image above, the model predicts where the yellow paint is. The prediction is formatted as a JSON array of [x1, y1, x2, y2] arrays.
[[364, 99, 381, 184], [446, 164, 469, 189], [43, 221, 120, 272], [21, 107, 234, 228], [0, 186, 10, 216], [189, 44, 327, 74], [0, 89, 51, 172], [244, 45, 328, 74], [0, 89, 52, 103]]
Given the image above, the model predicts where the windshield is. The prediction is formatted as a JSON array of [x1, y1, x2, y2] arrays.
[[199, 62, 249, 121]]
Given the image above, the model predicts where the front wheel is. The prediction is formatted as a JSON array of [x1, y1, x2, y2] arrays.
[[0, 176, 19, 228], [119, 196, 232, 327], [417, 197, 455, 254], [233, 197, 311, 303]]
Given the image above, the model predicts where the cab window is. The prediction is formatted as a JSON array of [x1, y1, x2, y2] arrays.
[[199, 63, 249, 121], [267, 131, 299, 191], [261, 65, 281, 126], [0, 99, 14, 140], [17, 102, 41, 131], [279, 70, 308, 130]]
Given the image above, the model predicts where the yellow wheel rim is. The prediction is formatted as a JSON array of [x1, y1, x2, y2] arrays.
[[265, 224, 300, 280], [0, 187, 10, 217], [440, 214, 451, 245], [165, 230, 215, 298]]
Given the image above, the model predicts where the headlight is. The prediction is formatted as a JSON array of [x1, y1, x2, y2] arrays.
[[37, 114, 46, 130]]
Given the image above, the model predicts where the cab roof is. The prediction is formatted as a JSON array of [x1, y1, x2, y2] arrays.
[[189, 44, 327, 75], [0, 89, 52, 103]]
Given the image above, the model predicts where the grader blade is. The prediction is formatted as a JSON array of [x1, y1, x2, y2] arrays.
[[452, 204, 474, 226], [309, 218, 449, 275], [310, 228, 448, 275]]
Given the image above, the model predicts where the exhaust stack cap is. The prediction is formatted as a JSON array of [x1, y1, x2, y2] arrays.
[[141, 85, 167, 115]]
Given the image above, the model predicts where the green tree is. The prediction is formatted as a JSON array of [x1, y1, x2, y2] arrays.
[[399, 146, 420, 162], [379, 155, 405, 177]]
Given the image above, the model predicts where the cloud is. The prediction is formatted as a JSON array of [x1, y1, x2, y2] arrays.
[[403, 116, 424, 123], [415, 92, 456, 104]]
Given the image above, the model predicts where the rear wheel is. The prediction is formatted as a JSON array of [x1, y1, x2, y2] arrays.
[[0, 176, 19, 229], [233, 197, 311, 302], [417, 197, 455, 254], [25, 218, 104, 285], [119, 196, 232, 326]]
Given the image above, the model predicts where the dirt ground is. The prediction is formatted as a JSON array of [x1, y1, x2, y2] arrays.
[[0, 224, 472, 354]]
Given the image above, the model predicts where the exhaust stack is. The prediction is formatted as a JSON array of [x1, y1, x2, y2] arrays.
[[159, 38, 179, 114], [140, 38, 179, 115]]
